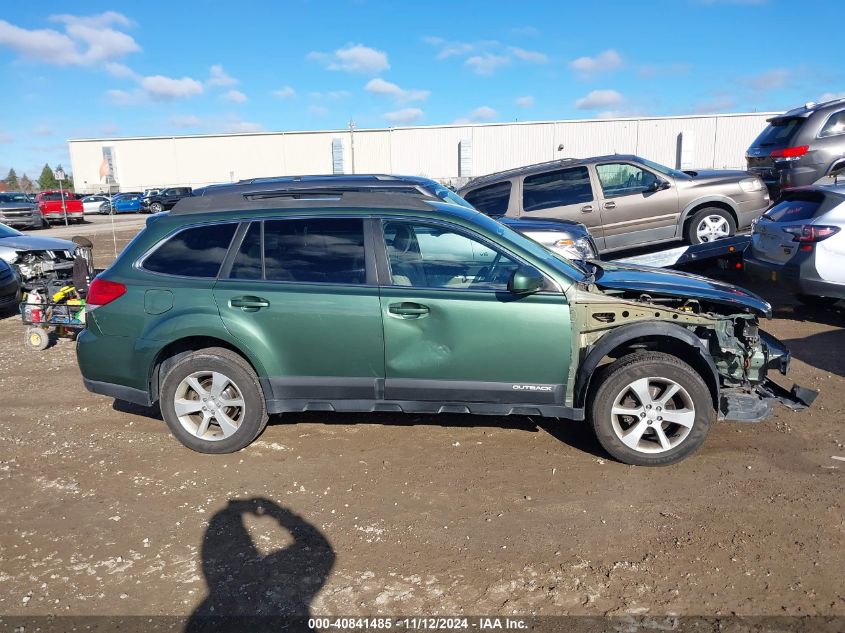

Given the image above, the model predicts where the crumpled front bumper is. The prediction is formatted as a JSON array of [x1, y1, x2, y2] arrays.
[[718, 330, 818, 422]]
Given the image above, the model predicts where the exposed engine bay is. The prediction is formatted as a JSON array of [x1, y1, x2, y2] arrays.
[[11, 249, 77, 290], [570, 277, 818, 421]]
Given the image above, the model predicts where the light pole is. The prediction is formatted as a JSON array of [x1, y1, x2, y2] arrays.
[[54, 167, 68, 226], [349, 119, 356, 175]]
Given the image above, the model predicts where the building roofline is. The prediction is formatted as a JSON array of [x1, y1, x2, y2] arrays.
[[67, 111, 782, 144]]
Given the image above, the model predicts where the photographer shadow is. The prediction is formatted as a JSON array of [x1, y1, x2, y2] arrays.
[[186, 497, 335, 632]]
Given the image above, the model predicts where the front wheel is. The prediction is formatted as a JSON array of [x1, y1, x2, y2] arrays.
[[150, 202, 163, 213], [588, 351, 714, 466], [686, 208, 736, 244], [159, 347, 268, 453]]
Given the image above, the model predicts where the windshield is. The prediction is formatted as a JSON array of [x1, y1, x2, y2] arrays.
[[0, 224, 24, 238], [0, 193, 31, 203], [470, 212, 590, 283], [638, 157, 688, 179]]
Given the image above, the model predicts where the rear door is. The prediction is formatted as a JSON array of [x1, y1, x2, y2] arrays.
[[517, 166, 604, 247], [593, 161, 679, 250], [375, 218, 572, 407], [214, 217, 385, 403]]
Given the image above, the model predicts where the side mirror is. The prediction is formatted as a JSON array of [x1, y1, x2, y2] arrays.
[[648, 178, 670, 192], [508, 267, 544, 295]]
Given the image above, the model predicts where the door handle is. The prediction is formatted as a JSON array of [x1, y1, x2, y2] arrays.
[[603, 201, 616, 210], [388, 302, 430, 318], [580, 205, 594, 213], [230, 296, 270, 312]]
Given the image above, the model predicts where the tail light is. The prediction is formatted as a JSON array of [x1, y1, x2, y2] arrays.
[[86, 278, 126, 309], [770, 145, 809, 159], [783, 225, 840, 251]]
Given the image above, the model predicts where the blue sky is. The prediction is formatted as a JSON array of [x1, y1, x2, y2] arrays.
[[0, 0, 842, 181]]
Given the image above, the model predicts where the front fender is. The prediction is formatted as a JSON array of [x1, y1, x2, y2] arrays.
[[573, 321, 719, 409]]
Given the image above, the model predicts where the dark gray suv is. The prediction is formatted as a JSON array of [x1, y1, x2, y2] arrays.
[[746, 98, 845, 197]]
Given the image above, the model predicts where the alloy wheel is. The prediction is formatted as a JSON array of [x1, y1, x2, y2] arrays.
[[610, 376, 695, 453], [173, 370, 246, 441]]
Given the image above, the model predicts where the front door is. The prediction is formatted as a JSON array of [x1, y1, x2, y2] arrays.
[[376, 218, 572, 406], [214, 217, 385, 402], [593, 162, 679, 250]]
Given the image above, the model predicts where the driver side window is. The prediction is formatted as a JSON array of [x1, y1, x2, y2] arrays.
[[596, 163, 658, 197], [382, 221, 519, 291]]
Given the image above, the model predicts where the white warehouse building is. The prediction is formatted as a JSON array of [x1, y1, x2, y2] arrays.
[[68, 112, 776, 194]]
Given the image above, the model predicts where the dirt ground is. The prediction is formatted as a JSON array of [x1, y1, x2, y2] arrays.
[[0, 224, 843, 623]]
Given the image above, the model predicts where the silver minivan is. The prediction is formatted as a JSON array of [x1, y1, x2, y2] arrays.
[[458, 154, 770, 253]]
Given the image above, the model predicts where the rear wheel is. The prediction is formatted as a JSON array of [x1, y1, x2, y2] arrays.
[[25, 327, 50, 351], [686, 208, 736, 244], [588, 351, 714, 466], [159, 347, 268, 453]]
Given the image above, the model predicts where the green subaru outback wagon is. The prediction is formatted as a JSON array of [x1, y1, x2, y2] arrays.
[[77, 190, 812, 465]]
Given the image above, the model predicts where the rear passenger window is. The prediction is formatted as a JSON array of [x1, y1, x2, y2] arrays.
[[230, 222, 262, 279], [819, 111, 845, 138], [523, 166, 593, 211], [263, 218, 366, 284], [462, 182, 512, 217], [143, 223, 237, 277]]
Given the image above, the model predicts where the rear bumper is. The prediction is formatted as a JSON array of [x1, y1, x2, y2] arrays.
[[744, 250, 845, 299], [748, 164, 823, 197], [82, 377, 153, 407]]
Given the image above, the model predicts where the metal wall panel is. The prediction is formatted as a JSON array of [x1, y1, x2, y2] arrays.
[[69, 113, 778, 192]]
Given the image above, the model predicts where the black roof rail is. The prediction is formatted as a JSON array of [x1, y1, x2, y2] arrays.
[[170, 189, 438, 215]]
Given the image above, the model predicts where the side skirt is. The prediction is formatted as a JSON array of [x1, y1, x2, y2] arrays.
[[264, 397, 584, 420]]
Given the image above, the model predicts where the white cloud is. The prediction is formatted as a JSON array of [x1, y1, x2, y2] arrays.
[[309, 90, 350, 100], [221, 89, 247, 103], [508, 46, 548, 64], [0, 12, 139, 67], [820, 92, 845, 102], [104, 61, 137, 79], [273, 85, 296, 99], [308, 43, 389, 74], [383, 108, 424, 125], [309, 105, 329, 116], [169, 114, 202, 128], [49, 12, 132, 28], [105, 88, 137, 105], [454, 106, 498, 124], [742, 69, 789, 92], [569, 49, 623, 76], [140, 75, 204, 100], [0, 131, 14, 144], [575, 89, 624, 110], [208, 64, 238, 87], [33, 124, 53, 136], [365, 78, 429, 103], [465, 54, 510, 75], [510, 26, 540, 37], [515, 95, 535, 108]]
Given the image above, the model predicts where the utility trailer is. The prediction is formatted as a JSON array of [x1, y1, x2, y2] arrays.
[[608, 235, 751, 272]]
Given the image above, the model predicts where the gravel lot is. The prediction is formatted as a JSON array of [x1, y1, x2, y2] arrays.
[[0, 220, 842, 622]]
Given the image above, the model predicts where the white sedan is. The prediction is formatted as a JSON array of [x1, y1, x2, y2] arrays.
[[80, 195, 110, 214]]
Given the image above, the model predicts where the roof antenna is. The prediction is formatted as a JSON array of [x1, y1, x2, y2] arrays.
[[557, 144, 565, 152]]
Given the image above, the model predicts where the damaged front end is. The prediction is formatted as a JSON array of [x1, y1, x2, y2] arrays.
[[11, 249, 77, 290], [569, 263, 817, 423]]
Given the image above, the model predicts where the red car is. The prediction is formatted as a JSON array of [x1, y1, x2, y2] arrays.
[[36, 190, 84, 225]]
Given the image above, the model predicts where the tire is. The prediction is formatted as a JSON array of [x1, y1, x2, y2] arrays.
[[150, 202, 163, 213], [796, 294, 840, 308], [25, 327, 50, 351], [588, 351, 714, 466], [686, 207, 736, 245], [159, 347, 268, 453]]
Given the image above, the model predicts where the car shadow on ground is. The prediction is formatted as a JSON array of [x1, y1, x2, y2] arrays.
[[185, 497, 334, 632], [110, 401, 609, 460]]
